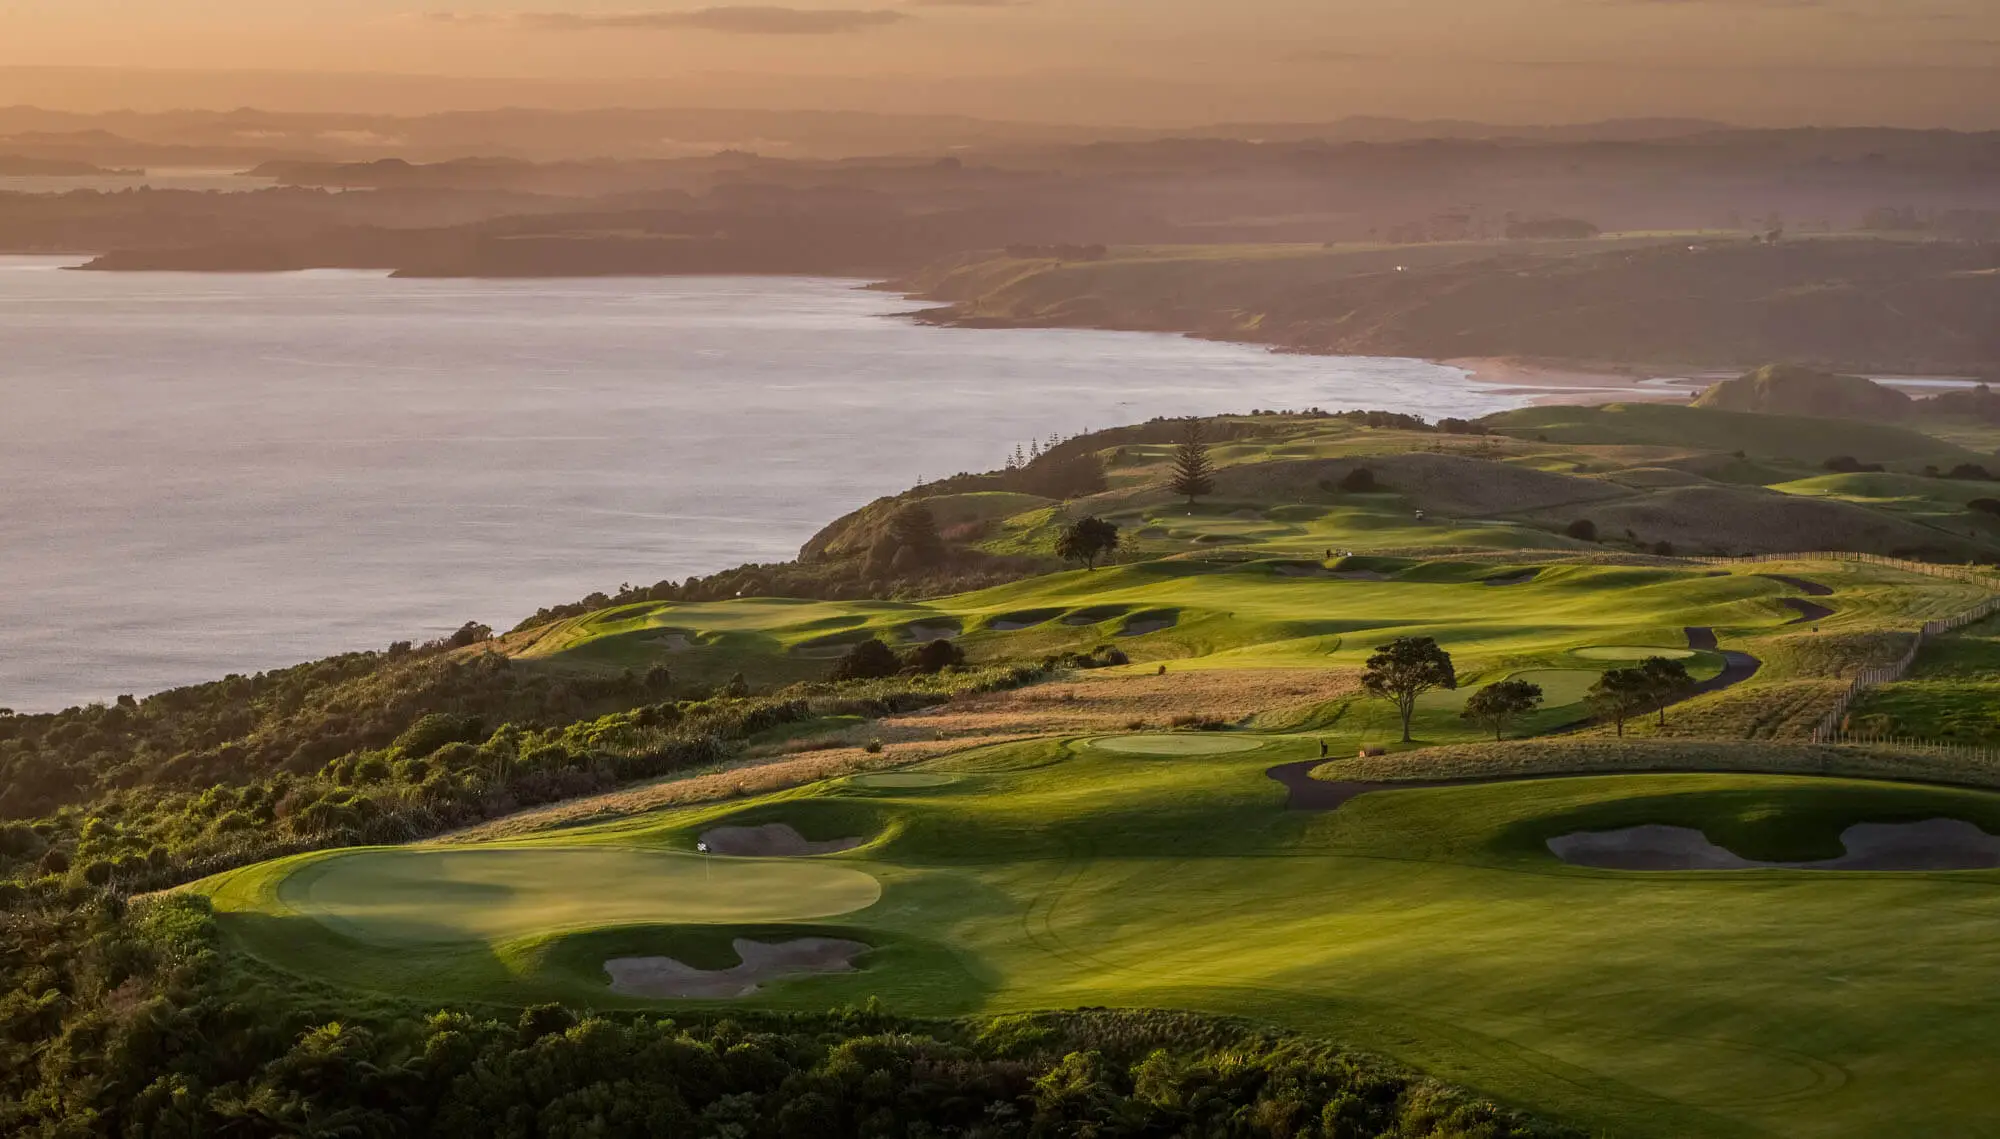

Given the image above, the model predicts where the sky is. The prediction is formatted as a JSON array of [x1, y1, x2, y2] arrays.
[[0, 0, 1996, 126]]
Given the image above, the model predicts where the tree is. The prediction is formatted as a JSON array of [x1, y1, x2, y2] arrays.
[[1565, 519, 1598, 542], [1056, 516, 1121, 571], [445, 621, 493, 648], [1361, 637, 1457, 743], [1338, 467, 1377, 493], [888, 501, 944, 566], [831, 638, 900, 681], [1169, 419, 1215, 507], [1588, 668, 1653, 736], [1460, 678, 1544, 741], [1638, 655, 1696, 726]]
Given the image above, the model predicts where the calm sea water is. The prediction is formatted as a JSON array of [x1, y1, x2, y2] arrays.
[[0, 257, 1527, 711]]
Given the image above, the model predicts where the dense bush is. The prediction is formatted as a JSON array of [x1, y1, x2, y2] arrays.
[[831, 638, 902, 682]]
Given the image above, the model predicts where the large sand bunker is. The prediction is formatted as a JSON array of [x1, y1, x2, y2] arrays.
[[987, 608, 1064, 631], [700, 823, 862, 857], [1549, 820, 2000, 871], [606, 937, 868, 999], [1119, 610, 1180, 637]]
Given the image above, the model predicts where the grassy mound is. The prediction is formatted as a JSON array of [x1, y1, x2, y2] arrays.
[[1693, 364, 1914, 421], [1091, 733, 1266, 755]]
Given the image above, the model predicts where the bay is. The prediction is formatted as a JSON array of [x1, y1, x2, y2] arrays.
[[0, 258, 1527, 710]]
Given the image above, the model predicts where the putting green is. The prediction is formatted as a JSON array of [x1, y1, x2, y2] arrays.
[[271, 847, 882, 947], [1093, 733, 1264, 755], [851, 772, 956, 788], [1574, 645, 1699, 661]]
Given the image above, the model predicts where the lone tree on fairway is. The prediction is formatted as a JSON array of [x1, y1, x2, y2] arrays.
[[1461, 678, 1544, 740], [1638, 655, 1697, 726], [1588, 667, 1653, 736], [1169, 419, 1215, 508], [1362, 636, 1457, 742], [1056, 515, 1121, 570]]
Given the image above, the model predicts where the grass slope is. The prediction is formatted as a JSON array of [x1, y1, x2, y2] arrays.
[[200, 738, 2000, 1139]]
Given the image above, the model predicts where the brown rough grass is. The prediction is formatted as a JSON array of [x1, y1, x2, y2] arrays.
[[754, 667, 1357, 754], [437, 737, 1021, 844], [1316, 738, 2000, 791]]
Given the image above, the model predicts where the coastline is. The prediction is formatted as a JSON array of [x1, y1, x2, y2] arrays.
[[1445, 357, 1713, 407]]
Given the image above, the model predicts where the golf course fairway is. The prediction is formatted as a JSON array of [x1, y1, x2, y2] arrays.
[[200, 732, 2000, 1139]]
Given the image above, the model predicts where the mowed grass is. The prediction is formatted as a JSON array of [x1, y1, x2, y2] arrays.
[[200, 737, 2000, 1139], [513, 555, 1978, 749]]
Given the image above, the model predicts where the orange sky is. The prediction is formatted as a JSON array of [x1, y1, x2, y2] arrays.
[[1, 0, 1996, 126]]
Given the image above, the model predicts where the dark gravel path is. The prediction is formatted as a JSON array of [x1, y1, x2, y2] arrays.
[[1780, 598, 1836, 624], [1759, 574, 1834, 597]]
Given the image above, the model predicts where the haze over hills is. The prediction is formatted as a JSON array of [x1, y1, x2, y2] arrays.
[[0, 105, 1750, 165]]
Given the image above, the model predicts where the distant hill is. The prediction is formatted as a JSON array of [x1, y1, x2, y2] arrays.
[[904, 240, 2000, 376], [1926, 383, 2000, 424], [1693, 365, 1914, 420]]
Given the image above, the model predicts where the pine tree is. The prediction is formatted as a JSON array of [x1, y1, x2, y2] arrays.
[[1169, 419, 1215, 508]]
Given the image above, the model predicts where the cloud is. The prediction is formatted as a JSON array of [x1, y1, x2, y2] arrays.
[[430, 6, 913, 34]]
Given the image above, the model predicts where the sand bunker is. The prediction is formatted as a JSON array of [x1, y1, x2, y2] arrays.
[[1330, 570, 1393, 581], [1063, 606, 1130, 626], [987, 608, 1063, 631], [699, 823, 863, 858], [1548, 820, 2000, 871], [647, 630, 697, 651], [1484, 571, 1539, 587], [903, 621, 961, 642], [1119, 611, 1180, 637], [606, 938, 869, 999]]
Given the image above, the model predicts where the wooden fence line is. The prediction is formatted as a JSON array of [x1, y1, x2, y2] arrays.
[[1689, 556, 2000, 743], [1677, 551, 2000, 745]]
